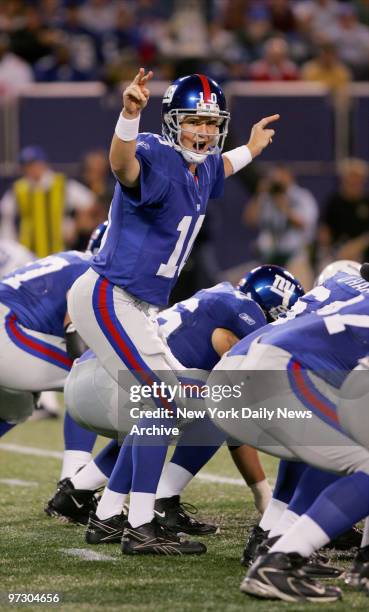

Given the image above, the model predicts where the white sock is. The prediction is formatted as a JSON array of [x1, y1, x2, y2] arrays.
[[250, 479, 272, 515], [60, 450, 92, 480], [128, 492, 156, 527], [156, 462, 193, 499], [270, 514, 330, 557], [96, 488, 128, 520], [71, 460, 107, 490], [259, 498, 287, 532], [361, 516, 369, 547], [269, 509, 300, 538], [39, 391, 59, 414]]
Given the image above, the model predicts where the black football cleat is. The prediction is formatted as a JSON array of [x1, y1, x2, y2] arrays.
[[121, 517, 207, 555], [304, 552, 344, 579], [240, 552, 342, 602], [345, 544, 369, 587], [240, 525, 269, 567], [328, 525, 363, 551], [44, 478, 99, 525], [154, 495, 218, 536], [85, 511, 127, 544]]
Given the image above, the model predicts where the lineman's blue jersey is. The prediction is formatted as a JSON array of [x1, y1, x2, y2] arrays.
[[91, 133, 224, 306], [0, 251, 90, 337], [157, 282, 267, 369], [230, 272, 369, 387]]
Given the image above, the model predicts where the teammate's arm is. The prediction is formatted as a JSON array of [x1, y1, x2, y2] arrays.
[[109, 68, 153, 188], [222, 114, 280, 178], [211, 327, 240, 356]]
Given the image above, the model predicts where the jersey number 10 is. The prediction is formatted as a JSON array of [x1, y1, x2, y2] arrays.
[[156, 215, 205, 279]]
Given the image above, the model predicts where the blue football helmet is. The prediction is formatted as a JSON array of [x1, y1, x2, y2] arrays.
[[86, 221, 108, 255], [162, 74, 230, 164], [238, 264, 304, 322]]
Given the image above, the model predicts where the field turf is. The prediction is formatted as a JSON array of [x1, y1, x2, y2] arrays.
[[1, 412, 369, 611]]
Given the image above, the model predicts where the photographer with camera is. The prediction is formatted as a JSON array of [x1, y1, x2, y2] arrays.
[[243, 165, 318, 288]]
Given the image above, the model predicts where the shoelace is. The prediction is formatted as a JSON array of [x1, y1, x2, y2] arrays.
[[177, 501, 199, 519]]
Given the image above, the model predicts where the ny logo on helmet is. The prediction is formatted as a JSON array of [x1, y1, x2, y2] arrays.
[[163, 84, 178, 104], [270, 274, 294, 306]]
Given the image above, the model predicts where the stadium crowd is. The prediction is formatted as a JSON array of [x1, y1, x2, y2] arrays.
[[1, 0, 369, 95]]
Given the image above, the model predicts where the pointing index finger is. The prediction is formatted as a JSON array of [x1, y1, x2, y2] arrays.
[[259, 114, 280, 128], [133, 68, 145, 84]]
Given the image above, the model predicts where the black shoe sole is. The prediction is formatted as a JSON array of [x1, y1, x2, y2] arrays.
[[86, 533, 123, 545], [240, 577, 341, 602], [122, 543, 206, 556]]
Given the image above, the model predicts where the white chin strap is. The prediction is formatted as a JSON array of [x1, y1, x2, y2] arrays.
[[179, 147, 207, 164]]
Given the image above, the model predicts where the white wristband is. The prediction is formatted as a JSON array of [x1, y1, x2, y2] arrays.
[[224, 145, 252, 174], [115, 113, 140, 142]]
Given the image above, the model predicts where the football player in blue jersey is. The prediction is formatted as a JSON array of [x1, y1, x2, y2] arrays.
[[206, 262, 369, 601], [0, 224, 107, 495], [67, 68, 279, 555], [47, 267, 303, 544]]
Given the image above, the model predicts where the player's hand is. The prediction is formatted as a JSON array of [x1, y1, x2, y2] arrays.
[[123, 68, 154, 118], [246, 114, 280, 158]]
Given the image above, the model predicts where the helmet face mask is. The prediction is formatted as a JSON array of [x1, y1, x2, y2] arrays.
[[162, 75, 230, 164]]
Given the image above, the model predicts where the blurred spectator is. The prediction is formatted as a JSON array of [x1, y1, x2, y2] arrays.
[[159, 0, 209, 68], [293, 1, 340, 37], [101, 4, 140, 66], [0, 145, 96, 257], [240, 5, 273, 63], [301, 40, 352, 92], [269, 0, 296, 33], [243, 165, 318, 288], [248, 36, 299, 80], [10, 5, 55, 66], [60, 2, 102, 79], [0, 33, 33, 98], [34, 41, 90, 82], [319, 158, 369, 262], [80, 149, 114, 215], [80, 0, 119, 34], [325, 4, 369, 78], [40, 0, 64, 28]]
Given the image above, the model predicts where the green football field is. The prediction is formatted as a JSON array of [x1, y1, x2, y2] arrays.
[[1, 412, 368, 612]]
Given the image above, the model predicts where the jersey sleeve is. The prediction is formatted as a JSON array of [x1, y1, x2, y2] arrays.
[[207, 291, 266, 340], [209, 154, 225, 199], [230, 299, 267, 338], [118, 133, 171, 207]]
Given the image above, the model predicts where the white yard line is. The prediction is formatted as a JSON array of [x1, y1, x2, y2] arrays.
[[0, 442, 245, 486], [0, 478, 38, 487], [0, 442, 63, 459], [61, 548, 117, 561]]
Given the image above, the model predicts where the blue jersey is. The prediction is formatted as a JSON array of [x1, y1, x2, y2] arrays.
[[0, 251, 90, 337], [230, 272, 369, 387], [157, 282, 267, 370], [91, 132, 224, 306]]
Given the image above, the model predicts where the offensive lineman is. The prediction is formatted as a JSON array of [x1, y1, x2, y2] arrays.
[[47, 266, 303, 543], [0, 226, 107, 480], [207, 263, 369, 601], [67, 68, 278, 555]]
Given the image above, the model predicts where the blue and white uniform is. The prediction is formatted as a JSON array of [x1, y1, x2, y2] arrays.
[[0, 251, 90, 393], [158, 282, 266, 369], [65, 283, 266, 438], [68, 132, 224, 402], [208, 272, 369, 474]]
